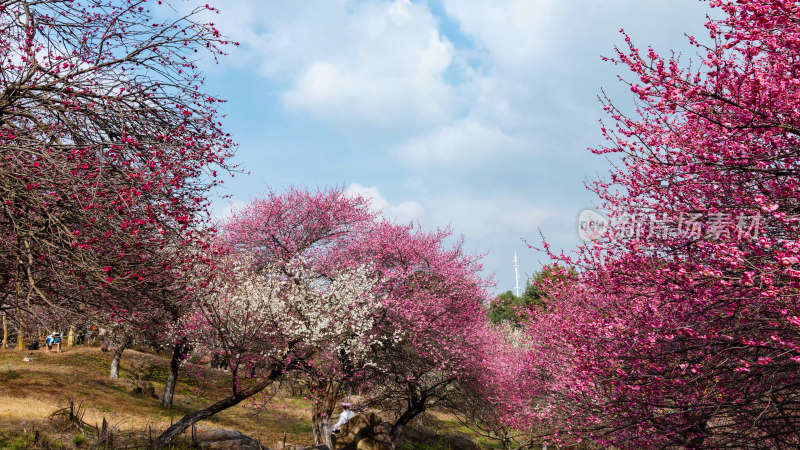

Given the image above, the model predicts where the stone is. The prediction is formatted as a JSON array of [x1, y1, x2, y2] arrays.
[[193, 426, 264, 450], [334, 413, 392, 450]]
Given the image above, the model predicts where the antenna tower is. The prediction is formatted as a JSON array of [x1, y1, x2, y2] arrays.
[[514, 252, 521, 297]]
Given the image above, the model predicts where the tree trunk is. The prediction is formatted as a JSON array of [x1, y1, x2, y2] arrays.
[[16, 324, 23, 350], [109, 335, 131, 379], [681, 410, 707, 449], [109, 349, 123, 379], [390, 423, 404, 450], [150, 368, 280, 449], [685, 419, 707, 449], [16, 312, 24, 350], [2, 312, 7, 350], [312, 412, 333, 449], [311, 381, 340, 448], [161, 339, 185, 408], [14, 279, 23, 351], [390, 401, 426, 448]]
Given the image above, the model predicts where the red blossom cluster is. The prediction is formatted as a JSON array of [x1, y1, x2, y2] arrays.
[[0, 0, 235, 337], [0, 0, 238, 417], [509, 0, 800, 447]]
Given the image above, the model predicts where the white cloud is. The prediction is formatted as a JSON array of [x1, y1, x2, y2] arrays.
[[346, 183, 425, 224], [441, 0, 557, 70], [209, 199, 247, 222], [427, 195, 558, 239], [197, 0, 562, 155], [204, 0, 460, 127], [393, 118, 526, 167]]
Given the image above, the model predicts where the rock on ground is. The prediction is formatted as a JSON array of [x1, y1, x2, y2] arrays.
[[193, 426, 265, 449]]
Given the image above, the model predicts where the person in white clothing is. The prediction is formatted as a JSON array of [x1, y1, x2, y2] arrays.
[[331, 402, 356, 434]]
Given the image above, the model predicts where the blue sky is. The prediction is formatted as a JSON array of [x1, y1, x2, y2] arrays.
[[192, 0, 715, 295]]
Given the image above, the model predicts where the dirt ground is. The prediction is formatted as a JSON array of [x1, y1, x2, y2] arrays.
[[0, 346, 498, 449], [0, 346, 315, 448]]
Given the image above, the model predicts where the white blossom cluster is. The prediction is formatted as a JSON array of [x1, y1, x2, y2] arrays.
[[264, 260, 384, 361], [199, 252, 390, 367]]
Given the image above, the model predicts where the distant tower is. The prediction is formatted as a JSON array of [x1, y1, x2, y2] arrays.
[[514, 252, 521, 297]]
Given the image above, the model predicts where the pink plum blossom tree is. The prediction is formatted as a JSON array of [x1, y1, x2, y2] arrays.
[[518, 0, 800, 447], [155, 187, 495, 449]]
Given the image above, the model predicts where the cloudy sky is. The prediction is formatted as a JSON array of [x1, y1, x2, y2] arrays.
[[194, 0, 715, 294]]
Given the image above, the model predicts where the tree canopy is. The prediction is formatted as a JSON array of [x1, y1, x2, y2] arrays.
[[487, 265, 575, 326], [510, 1, 800, 447]]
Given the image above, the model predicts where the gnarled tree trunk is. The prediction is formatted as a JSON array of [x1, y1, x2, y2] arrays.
[[311, 381, 340, 449], [161, 339, 186, 408], [390, 400, 426, 449], [150, 368, 280, 449]]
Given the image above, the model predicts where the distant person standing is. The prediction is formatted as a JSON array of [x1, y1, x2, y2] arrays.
[[89, 326, 98, 346], [45, 332, 61, 353], [75, 328, 88, 345]]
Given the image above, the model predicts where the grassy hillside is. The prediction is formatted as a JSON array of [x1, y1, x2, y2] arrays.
[[0, 346, 491, 449]]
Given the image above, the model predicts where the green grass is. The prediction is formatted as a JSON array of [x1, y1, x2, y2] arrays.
[[71, 433, 86, 446], [0, 431, 31, 450], [476, 438, 505, 449], [0, 430, 68, 450], [284, 420, 314, 435], [65, 352, 107, 370], [0, 369, 21, 382]]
